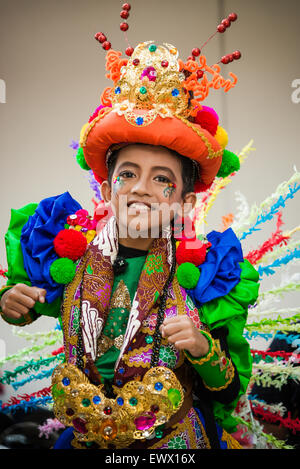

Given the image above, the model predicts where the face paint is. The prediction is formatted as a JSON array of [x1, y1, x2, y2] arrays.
[[163, 182, 176, 198], [113, 175, 125, 193]]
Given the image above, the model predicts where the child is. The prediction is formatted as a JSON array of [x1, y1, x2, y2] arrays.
[[0, 37, 259, 449]]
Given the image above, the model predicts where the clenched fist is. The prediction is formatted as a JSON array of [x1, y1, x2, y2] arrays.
[[0, 284, 47, 319], [160, 315, 210, 358]]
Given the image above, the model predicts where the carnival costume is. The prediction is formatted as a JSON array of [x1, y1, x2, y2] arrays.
[[1, 5, 298, 450]]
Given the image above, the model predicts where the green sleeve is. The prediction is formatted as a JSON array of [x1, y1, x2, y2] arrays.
[[198, 259, 260, 432], [1, 204, 62, 326]]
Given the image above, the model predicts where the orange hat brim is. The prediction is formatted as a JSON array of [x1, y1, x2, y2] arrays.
[[83, 110, 223, 186]]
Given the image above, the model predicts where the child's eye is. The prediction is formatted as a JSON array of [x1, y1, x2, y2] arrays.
[[119, 171, 135, 178], [155, 175, 171, 184]]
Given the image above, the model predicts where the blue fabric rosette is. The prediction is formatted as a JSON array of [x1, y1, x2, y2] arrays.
[[20, 192, 82, 303], [187, 228, 244, 306]]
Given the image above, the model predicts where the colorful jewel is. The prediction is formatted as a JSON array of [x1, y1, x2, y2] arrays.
[[66, 408, 74, 416], [161, 60, 169, 67], [119, 367, 125, 374], [148, 44, 157, 52], [145, 335, 153, 344], [115, 87, 121, 94], [132, 58, 140, 66], [129, 397, 138, 406], [72, 417, 88, 434], [171, 88, 180, 97], [103, 406, 112, 415], [151, 404, 159, 413], [117, 397, 124, 406], [154, 382, 163, 391], [134, 412, 156, 431], [139, 86, 147, 94], [62, 377, 70, 386], [100, 419, 117, 440], [167, 388, 182, 408], [81, 398, 91, 407], [92, 395, 101, 405], [135, 116, 144, 126]]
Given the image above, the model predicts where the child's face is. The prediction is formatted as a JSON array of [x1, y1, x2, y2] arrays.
[[101, 144, 196, 241]]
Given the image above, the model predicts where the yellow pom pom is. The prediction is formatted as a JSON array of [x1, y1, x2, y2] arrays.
[[79, 123, 89, 147], [215, 126, 228, 149]]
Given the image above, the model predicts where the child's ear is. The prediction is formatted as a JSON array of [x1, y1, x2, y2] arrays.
[[181, 192, 197, 216], [100, 180, 112, 204]]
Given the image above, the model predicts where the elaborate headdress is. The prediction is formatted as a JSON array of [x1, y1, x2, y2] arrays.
[[76, 3, 242, 192]]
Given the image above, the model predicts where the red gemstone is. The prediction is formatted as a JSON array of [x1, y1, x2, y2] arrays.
[[228, 54, 234, 62], [187, 55, 196, 61], [221, 18, 231, 28], [122, 3, 131, 10], [228, 12, 237, 22], [104, 406, 112, 415], [120, 10, 129, 19], [151, 405, 159, 413], [221, 55, 230, 64], [196, 70, 204, 79], [66, 408, 74, 416], [233, 50, 241, 60], [102, 41, 111, 51], [120, 22, 129, 31], [217, 24, 226, 33], [192, 47, 201, 57], [161, 60, 169, 67], [72, 417, 88, 434], [125, 46, 134, 56], [133, 58, 140, 66]]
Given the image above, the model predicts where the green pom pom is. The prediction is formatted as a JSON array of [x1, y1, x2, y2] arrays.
[[50, 258, 76, 284], [76, 147, 90, 171], [217, 149, 240, 178], [176, 262, 200, 289]]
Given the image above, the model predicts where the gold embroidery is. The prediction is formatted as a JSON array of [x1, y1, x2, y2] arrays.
[[122, 344, 152, 369], [110, 280, 131, 310], [221, 430, 242, 449], [184, 330, 216, 366]]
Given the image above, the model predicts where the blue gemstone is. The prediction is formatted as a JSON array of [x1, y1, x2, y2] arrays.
[[115, 86, 121, 94], [116, 379, 123, 386], [135, 117, 144, 126], [119, 367, 125, 374], [171, 88, 179, 97], [62, 377, 70, 386], [93, 395, 101, 405], [117, 397, 124, 406], [154, 381, 163, 391]]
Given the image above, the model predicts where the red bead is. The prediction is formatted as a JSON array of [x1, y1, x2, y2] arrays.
[[161, 60, 169, 67], [102, 41, 111, 51], [196, 70, 204, 79], [192, 47, 201, 57], [233, 50, 241, 60], [122, 3, 131, 11], [133, 58, 140, 66], [228, 12, 237, 22], [221, 55, 230, 64], [187, 55, 196, 61], [120, 10, 129, 19], [217, 24, 226, 33], [228, 54, 234, 62], [95, 32, 106, 43], [221, 18, 231, 28], [125, 46, 134, 56], [120, 22, 129, 31]]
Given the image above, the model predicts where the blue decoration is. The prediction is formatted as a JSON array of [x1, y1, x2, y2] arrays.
[[119, 367, 125, 374], [257, 247, 300, 278], [239, 183, 300, 241], [1, 396, 53, 415], [62, 377, 70, 386], [117, 397, 124, 406], [154, 382, 163, 391], [116, 379, 123, 386], [20, 192, 82, 303], [115, 87, 121, 94], [186, 228, 243, 306], [171, 88, 180, 97], [11, 367, 58, 390], [93, 395, 101, 405], [135, 117, 144, 126]]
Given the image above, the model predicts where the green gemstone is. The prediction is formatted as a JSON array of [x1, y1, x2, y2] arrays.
[[167, 388, 182, 409], [139, 86, 147, 95], [81, 398, 91, 407], [149, 44, 157, 52], [145, 335, 153, 344], [129, 397, 138, 406], [86, 265, 93, 274], [155, 429, 164, 438]]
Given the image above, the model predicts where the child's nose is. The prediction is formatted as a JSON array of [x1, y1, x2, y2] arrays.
[[130, 176, 151, 196]]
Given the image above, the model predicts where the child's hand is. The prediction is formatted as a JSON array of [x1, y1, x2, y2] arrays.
[[0, 284, 47, 319], [160, 316, 209, 358]]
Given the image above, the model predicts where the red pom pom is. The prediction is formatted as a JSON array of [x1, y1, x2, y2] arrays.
[[53, 229, 87, 261], [195, 106, 219, 135], [193, 180, 213, 193], [176, 239, 210, 266]]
